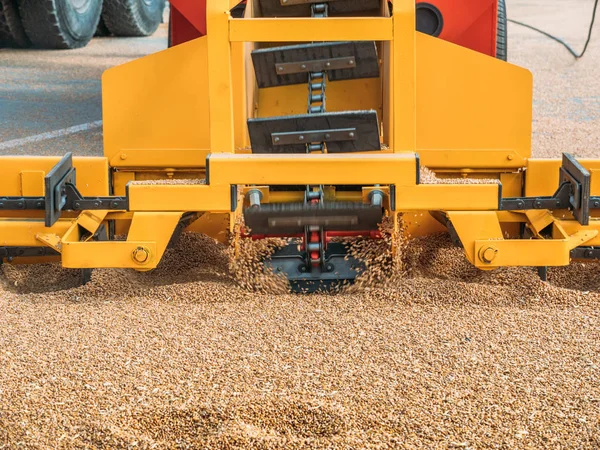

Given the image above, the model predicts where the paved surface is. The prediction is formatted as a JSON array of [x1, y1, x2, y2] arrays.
[[0, 25, 167, 156]]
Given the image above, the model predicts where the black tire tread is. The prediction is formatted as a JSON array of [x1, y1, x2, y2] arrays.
[[94, 15, 110, 36], [17, 0, 102, 49], [0, 0, 29, 47], [496, 0, 507, 61], [102, 0, 164, 37]]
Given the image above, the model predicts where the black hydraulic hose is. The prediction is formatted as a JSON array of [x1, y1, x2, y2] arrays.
[[507, 0, 598, 59]]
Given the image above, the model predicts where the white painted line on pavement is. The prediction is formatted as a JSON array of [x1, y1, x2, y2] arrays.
[[0, 120, 103, 151]]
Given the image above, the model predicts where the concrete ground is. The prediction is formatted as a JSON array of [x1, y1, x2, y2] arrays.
[[0, 25, 167, 156]]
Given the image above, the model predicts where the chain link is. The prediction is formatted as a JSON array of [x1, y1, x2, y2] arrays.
[[303, 2, 330, 267]]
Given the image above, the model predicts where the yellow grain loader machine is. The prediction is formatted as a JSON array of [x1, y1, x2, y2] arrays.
[[1, 0, 599, 292]]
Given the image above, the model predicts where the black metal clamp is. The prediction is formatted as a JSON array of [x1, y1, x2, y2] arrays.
[[500, 153, 600, 226]]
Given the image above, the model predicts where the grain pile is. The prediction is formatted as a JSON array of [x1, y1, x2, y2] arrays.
[[420, 167, 501, 185], [1, 0, 600, 448], [2, 232, 600, 449]]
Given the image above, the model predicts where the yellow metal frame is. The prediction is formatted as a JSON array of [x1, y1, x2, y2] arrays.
[[0, 0, 596, 274]]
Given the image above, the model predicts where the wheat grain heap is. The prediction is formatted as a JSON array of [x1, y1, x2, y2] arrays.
[[2, 1, 600, 448]]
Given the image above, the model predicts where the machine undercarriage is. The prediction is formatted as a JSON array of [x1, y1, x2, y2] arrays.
[[1, 0, 599, 292]]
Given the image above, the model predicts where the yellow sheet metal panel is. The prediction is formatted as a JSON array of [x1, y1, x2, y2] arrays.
[[110, 149, 210, 168], [415, 33, 532, 167], [499, 172, 523, 197], [187, 213, 230, 243], [62, 241, 158, 269], [207, 0, 235, 153], [127, 184, 232, 213], [403, 213, 446, 238], [102, 37, 211, 164], [229, 18, 394, 42], [398, 184, 500, 211], [0, 219, 72, 247], [525, 159, 600, 197], [20, 171, 44, 196], [208, 153, 418, 186], [418, 150, 526, 170], [0, 156, 109, 196], [392, 4, 416, 152], [557, 219, 600, 246], [257, 78, 383, 121]]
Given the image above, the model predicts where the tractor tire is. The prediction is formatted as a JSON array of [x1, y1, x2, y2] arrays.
[[101, 0, 165, 37], [496, 0, 507, 61], [0, 0, 29, 47], [17, 0, 102, 49], [94, 15, 110, 36]]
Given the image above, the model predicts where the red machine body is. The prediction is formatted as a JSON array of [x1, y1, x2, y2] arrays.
[[169, 0, 500, 58], [416, 0, 499, 57]]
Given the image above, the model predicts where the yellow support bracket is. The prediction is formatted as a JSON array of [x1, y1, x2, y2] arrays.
[[229, 17, 393, 42], [60, 212, 182, 270], [449, 211, 598, 268]]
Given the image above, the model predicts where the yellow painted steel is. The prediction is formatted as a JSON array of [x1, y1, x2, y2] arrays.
[[526, 159, 600, 197], [398, 185, 500, 211], [102, 38, 212, 164], [416, 34, 532, 167], [228, 18, 394, 42], [0, 156, 109, 197], [207, 153, 418, 186], [187, 213, 230, 243], [257, 79, 383, 121], [109, 149, 211, 168], [127, 184, 232, 213], [0, 220, 72, 247], [393, 3, 416, 151], [61, 213, 181, 269], [2, 0, 599, 275], [472, 231, 597, 269]]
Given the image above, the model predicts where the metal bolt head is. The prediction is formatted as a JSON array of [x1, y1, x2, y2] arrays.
[[348, 60, 354, 65], [301, 64, 307, 70], [274, 137, 280, 143], [132, 247, 150, 264], [324, 133, 331, 139], [298, 135, 305, 141], [120, 154, 127, 160], [278, 66, 284, 72], [479, 246, 498, 264], [348, 132, 355, 138]]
